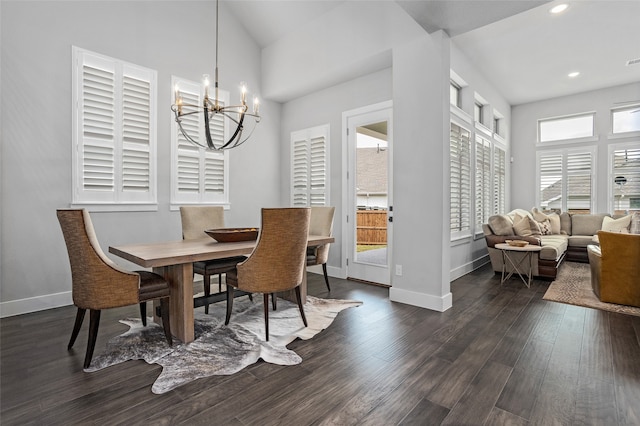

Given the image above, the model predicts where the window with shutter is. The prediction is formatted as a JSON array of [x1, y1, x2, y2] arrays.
[[494, 146, 506, 215], [537, 147, 595, 213], [290, 125, 329, 207], [475, 135, 493, 228], [170, 77, 229, 207], [72, 47, 157, 210], [450, 122, 471, 237], [610, 144, 640, 214]]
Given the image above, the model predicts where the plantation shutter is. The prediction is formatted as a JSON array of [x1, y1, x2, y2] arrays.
[[450, 122, 471, 235], [612, 147, 640, 213], [121, 66, 153, 200], [73, 47, 157, 207], [171, 77, 228, 205], [290, 125, 329, 207], [493, 146, 506, 215], [79, 57, 116, 199], [539, 152, 563, 210], [566, 150, 592, 213], [475, 135, 492, 227]]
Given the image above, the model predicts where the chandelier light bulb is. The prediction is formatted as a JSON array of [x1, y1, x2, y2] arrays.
[[253, 97, 259, 115], [240, 82, 247, 105]]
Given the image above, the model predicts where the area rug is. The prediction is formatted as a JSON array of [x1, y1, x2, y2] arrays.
[[543, 262, 640, 317], [86, 296, 362, 394]]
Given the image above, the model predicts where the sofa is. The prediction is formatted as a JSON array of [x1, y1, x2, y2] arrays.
[[483, 208, 638, 280]]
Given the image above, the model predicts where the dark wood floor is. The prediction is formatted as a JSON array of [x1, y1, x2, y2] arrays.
[[2, 263, 640, 425]]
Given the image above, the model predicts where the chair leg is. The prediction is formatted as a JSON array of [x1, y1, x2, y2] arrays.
[[248, 293, 254, 302], [272, 293, 277, 311], [84, 309, 101, 369], [159, 297, 172, 346], [68, 308, 86, 350], [218, 274, 223, 293], [204, 273, 211, 314], [263, 293, 270, 341], [225, 285, 235, 325], [322, 263, 331, 291], [139, 302, 147, 326], [295, 286, 308, 327]]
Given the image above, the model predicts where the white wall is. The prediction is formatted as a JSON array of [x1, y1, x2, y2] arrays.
[[280, 68, 394, 275], [511, 82, 640, 214], [448, 40, 513, 280], [0, 1, 281, 316]]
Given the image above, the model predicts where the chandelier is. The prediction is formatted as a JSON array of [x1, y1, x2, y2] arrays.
[[171, 0, 261, 151]]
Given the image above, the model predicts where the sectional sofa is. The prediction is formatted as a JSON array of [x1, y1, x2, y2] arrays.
[[483, 208, 638, 280]]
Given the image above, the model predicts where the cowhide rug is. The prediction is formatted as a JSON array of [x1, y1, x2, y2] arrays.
[[85, 296, 362, 394]]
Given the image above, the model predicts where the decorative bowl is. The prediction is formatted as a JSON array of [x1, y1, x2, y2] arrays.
[[204, 228, 259, 243], [506, 239, 529, 247]]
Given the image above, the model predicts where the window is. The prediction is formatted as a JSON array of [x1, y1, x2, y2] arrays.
[[72, 47, 157, 209], [170, 77, 229, 206], [537, 148, 595, 213], [494, 146, 506, 215], [610, 145, 640, 214], [450, 82, 461, 108], [475, 135, 492, 229], [450, 122, 471, 237], [474, 102, 484, 125], [291, 124, 329, 206], [538, 112, 595, 143], [612, 106, 640, 134]]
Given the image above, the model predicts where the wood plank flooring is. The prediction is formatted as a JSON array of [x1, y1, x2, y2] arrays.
[[2, 263, 640, 425]]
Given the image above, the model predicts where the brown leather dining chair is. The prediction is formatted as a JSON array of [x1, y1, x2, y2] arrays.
[[180, 206, 246, 314], [306, 206, 335, 291], [225, 208, 311, 341], [57, 209, 172, 369]]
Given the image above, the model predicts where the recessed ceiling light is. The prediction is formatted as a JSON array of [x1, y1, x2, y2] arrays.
[[568, 71, 580, 78], [550, 4, 569, 14]]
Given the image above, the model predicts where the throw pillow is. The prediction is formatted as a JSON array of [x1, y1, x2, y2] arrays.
[[513, 215, 542, 237], [538, 219, 552, 235], [531, 207, 561, 234], [487, 215, 514, 236], [601, 215, 632, 233], [630, 212, 640, 235]]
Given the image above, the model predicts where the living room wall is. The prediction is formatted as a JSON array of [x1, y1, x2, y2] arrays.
[[511, 82, 640, 214], [0, 1, 281, 316]]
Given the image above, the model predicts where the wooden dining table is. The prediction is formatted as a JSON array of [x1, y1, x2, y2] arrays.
[[109, 235, 334, 343]]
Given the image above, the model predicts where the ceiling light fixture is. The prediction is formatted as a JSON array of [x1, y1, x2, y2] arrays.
[[171, 0, 261, 151], [550, 3, 569, 14], [568, 71, 580, 78]]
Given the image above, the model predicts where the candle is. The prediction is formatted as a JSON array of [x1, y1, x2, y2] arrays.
[[253, 97, 259, 115], [241, 82, 247, 105], [203, 74, 210, 99]]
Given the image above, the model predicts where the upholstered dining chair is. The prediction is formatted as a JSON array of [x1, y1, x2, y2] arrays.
[[180, 206, 247, 314], [225, 208, 311, 341], [306, 206, 335, 291], [57, 209, 172, 369]]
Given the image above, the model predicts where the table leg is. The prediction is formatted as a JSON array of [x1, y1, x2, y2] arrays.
[[153, 263, 194, 343]]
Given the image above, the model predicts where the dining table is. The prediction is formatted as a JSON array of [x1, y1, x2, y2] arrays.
[[109, 235, 335, 343]]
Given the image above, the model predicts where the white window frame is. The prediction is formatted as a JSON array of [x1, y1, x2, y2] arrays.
[[536, 146, 597, 213], [290, 124, 330, 207], [608, 142, 640, 214], [537, 112, 598, 145], [170, 76, 230, 210], [71, 47, 158, 211]]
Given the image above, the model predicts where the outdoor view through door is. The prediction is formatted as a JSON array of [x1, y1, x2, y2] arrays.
[[355, 122, 388, 266]]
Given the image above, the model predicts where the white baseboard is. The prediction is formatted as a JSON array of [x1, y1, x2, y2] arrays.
[[450, 255, 490, 281], [1, 291, 73, 318], [389, 287, 452, 312]]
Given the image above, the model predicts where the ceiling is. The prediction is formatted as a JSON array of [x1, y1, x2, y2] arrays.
[[226, 0, 640, 106]]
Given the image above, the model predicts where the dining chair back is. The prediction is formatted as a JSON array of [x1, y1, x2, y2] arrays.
[[57, 209, 171, 368], [179, 206, 246, 313], [225, 208, 311, 341], [307, 206, 335, 291]]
